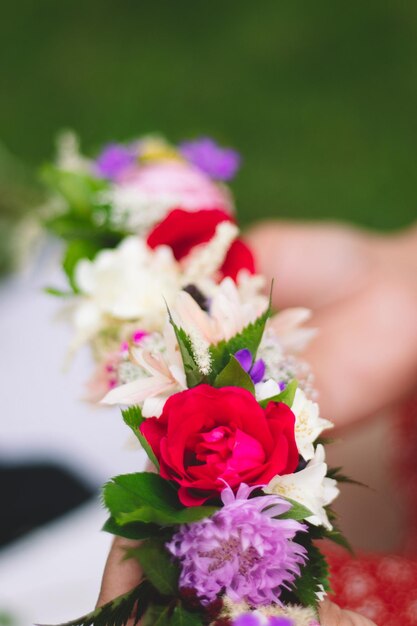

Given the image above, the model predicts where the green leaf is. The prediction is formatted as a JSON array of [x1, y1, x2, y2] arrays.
[[102, 516, 161, 540], [122, 406, 160, 469], [166, 308, 204, 387], [131, 540, 179, 596], [170, 606, 203, 626], [327, 466, 368, 488], [37, 580, 152, 626], [291, 542, 331, 610], [214, 355, 255, 394], [324, 528, 354, 554], [103, 472, 218, 526], [278, 497, 313, 520], [142, 605, 172, 626], [259, 379, 298, 408], [207, 302, 271, 383], [62, 239, 100, 292], [44, 286, 74, 297], [41, 164, 108, 216]]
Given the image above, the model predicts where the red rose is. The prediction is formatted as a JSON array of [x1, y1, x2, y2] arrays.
[[140, 385, 299, 506], [146, 208, 255, 281]]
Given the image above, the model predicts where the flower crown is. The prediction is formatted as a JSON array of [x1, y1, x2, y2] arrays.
[[42, 134, 350, 626]]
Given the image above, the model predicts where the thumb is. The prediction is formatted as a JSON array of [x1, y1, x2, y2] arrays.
[[246, 221, 373, 310]]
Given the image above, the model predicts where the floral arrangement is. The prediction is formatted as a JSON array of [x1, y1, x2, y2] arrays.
[[42, 134, 350, 626]]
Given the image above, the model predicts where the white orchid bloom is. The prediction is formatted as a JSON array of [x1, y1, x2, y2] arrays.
[[291, 388, 333, 460], [265, 444, 339, 530]]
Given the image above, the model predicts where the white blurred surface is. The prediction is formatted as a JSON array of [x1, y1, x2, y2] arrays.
[[0, 241, 146, 625]]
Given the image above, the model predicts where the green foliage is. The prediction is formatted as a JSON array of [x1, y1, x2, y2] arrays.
[[103, 472, 218, 527], [41, 165, 107, 217], [130, 539, 179, 596], [62, 238, 101, 291], [102, 516, 162, 541], [122, 405, 159, 469], [278, 498, 313, 521], [170, 606, 203, 626], [167, 308, 204, 388], [40, 581, 152, 626], [207, 302, 271, 383], [291, 541, 331, 610], [214, 355, 255, 394], [327, 467, 368, 488], [258, 379, 298, 409], [142, 605, 172, 626]]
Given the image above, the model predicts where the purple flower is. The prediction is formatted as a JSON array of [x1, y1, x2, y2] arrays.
[[166, 484, 307, 607], [235, 349, 266, 384], [233, 615, 294, 626], [95, 143, 136, 180], [180, 137, 240, 181]]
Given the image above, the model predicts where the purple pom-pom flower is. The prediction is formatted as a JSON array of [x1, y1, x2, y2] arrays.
[[166, 484, 307, 607], [180, 137, 241, 181]]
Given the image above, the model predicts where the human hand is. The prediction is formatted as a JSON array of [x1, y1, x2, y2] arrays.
[[97, 538, 377, 625], [247, 221, 417, 428]]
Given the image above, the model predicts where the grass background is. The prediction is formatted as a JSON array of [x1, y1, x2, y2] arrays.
[[1, 0, 417, 229]]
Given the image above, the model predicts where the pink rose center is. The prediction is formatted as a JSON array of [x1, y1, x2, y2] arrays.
[[193, 425, 265, 483]]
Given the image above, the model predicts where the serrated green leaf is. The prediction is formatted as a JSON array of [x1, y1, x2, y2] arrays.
[[37, 580, 151, 626], [291, 542, 331, 610], [323, 526, 354, 555], [122, 406, 159, 469], [103, 472, 218, 527], [131, 540, 179, 596], [102, 516, 161, 540], [259, 379, 298, 408], [278, 497, 313, 520], [214, 355, 255, 394], [166, 307, 204, 387], [171, 606, 203, 626], [207, 303, 271, 383]]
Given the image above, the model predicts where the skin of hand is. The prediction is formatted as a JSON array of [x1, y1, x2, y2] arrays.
[[247, 221, 417, 429], [96, 539, 377, 625]]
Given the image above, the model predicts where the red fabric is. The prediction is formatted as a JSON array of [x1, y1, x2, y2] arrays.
[[140, 385, 298, 506], [326, 396, 417, 625], [146, 208, 255, 280]]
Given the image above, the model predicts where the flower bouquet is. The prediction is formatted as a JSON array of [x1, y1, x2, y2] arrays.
[[42, 134, 350, 626]]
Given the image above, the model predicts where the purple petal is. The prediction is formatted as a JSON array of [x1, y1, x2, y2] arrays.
[[234, 615, 263, 626], [269, 618, 294, 626], [95, 143, 136, 180], [250, 358, 266, 384], [234, 348, 252, 372], [180, 137, 240, 181]]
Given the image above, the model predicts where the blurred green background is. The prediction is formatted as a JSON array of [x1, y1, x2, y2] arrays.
[[1, 0, 416, 238]]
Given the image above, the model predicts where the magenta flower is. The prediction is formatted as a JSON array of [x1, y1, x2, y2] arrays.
[[166, 484, 307, 606], [180, 137, 241, 181]]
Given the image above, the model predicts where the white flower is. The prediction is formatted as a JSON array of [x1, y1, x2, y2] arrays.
[[72, 237, 181, 344], [101, 324, 186, 416], [255, 378, 281, 402], [174, 277, 268, 346], [291, 388, 333, 460], [265, 444, 339, 530]]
